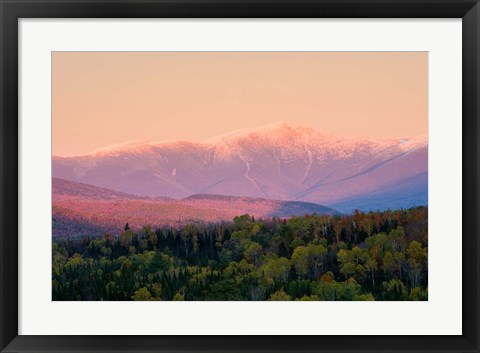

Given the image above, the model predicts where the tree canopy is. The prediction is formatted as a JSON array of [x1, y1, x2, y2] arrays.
[[52, 207, 428, 301]]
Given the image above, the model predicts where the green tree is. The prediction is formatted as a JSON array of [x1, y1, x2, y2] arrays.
[[173, 293, 185, 301], [381, 279, 407, 300], [244, 242, 262, 265], [131, 287, 155, 301], [268, 289, 291, 301], [406, 241, 427, 288], [291, 246, 309, 278]]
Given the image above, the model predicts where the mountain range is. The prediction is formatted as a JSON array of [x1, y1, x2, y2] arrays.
[[52, 177, 337, 237], [53, 121, 427, 213]]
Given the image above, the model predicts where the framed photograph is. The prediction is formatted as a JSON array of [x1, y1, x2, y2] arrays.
[[1, 0, 478, 352]]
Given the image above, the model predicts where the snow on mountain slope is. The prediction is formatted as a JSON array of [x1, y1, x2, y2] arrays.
[[52, 121, 427, 212]]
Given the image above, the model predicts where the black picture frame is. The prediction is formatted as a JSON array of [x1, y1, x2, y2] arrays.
[[1, 0, 479, 352]]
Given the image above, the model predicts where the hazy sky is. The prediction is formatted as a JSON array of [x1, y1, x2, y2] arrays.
[[52, 52, 427, 156]]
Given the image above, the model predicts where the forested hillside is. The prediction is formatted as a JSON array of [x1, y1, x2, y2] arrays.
[[52, 178, 337, 237], [52, 207, 427, 301]]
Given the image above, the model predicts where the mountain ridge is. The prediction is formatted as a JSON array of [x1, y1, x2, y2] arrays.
[[52, 122, 428, 212], [52, 178, 339, 237]]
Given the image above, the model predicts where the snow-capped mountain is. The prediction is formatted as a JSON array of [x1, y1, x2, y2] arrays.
[[52, 121, 427, 213]]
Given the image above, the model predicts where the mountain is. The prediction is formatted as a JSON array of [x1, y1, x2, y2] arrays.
[[52, 177, 163, 201], [52, 121, 427, 213], [52, 178, 338, 237]]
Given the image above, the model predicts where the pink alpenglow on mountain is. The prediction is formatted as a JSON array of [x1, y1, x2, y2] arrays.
[[52, 178, 338, 237], [52, 122, 427, 213]]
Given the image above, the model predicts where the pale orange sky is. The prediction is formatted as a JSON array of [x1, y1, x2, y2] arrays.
[[52, 52, 427, 156]]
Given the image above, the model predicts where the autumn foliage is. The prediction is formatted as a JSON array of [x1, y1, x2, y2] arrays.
[[52, 207, 427, 301]]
